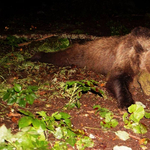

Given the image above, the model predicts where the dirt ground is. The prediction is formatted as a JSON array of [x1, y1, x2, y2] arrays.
[[1, 63, 150, 150], [1, 9, 150, 150]]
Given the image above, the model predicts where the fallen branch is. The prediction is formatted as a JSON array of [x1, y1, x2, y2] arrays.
[[0, 33, 100, 47], [128, 133, 141, 140], [18, 34, 54, 47]]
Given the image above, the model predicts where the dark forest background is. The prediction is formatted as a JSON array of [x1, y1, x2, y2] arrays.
[[1, 0, 150, 21], [0, 0, 150, 35]]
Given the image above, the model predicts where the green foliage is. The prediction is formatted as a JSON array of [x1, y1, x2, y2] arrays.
[[63, 82, 82, 108], [0, 109, 94, 150], [3, 84, 38, 107], [123, 104, 150, 134], [145, 112, 150, 119], [63, 80, 105, 109], [6, 35, 27, 47], [76, 135, 94, 150], [57, 38, 70, 50], [93, 105, 118, 128], [0, 35, 27, 50], [37, 38, 70, 53], [0, 124, 48, 150]]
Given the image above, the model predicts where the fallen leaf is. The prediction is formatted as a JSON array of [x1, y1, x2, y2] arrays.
[[11, 116, 19, 123], [100, 83, 105, 87], [113, 145, 132, 150], [139, 138, 148, 145], [115, 131, 130, 141]]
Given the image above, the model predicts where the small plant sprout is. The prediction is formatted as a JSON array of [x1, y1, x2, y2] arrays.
[[123, 104, 150, 134], [63, 80, 105, 109], [93, 105, 118, 128]]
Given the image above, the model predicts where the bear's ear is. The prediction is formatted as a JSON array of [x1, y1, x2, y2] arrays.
[[131, 27, 150, 37], [134, 41, 145, 53]]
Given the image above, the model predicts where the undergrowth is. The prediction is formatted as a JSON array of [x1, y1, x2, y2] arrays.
[[61, 80, 106, 109], [0, 110, 94, 150], [0, 35, 150, 149]]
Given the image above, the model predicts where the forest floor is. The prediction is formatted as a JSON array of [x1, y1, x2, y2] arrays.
[[1, 12, 150, 150]]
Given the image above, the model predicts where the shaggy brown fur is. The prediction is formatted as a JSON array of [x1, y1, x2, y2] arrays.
[[29, 27, 150, 109]]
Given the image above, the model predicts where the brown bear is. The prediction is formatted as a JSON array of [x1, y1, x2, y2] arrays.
[[29, 27, 150, 109]]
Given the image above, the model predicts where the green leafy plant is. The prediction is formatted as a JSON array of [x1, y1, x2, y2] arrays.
[[4, 35, 27, 50], [57, 38, 70, 50], [63, 82, 82, 108], [37, 38, 70, 53], [93, 105, 118, 128], [0, 124, 48, 150], [123, 104, 150, 134], [76, 135, 94, 150], [3, 84, 38, 107], [63, 80, 105, 109], [0, 109, 93, 150]]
